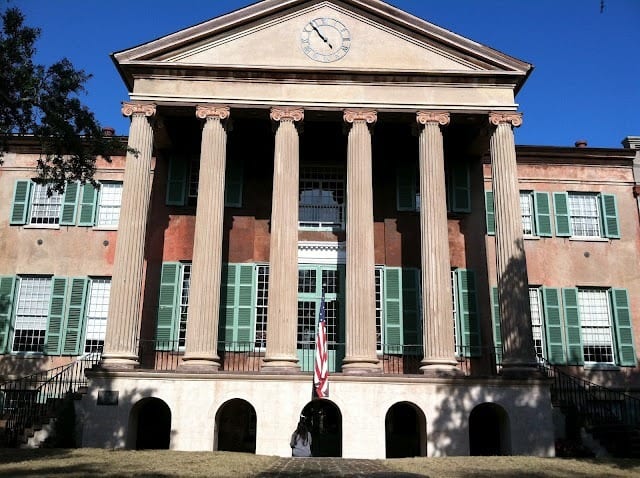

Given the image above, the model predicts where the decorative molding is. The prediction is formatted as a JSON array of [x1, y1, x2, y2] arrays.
[[195, 105, 230, 120], [121, 102, 156, 117], [270, 107, 304, 122], [343, 109, 378, 124], [416, 111, 450, 126], [489, 112, 523, 128], [298, 241, 346, 265]]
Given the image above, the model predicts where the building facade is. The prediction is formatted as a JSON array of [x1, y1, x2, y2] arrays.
[[1, 0, 638, 458]]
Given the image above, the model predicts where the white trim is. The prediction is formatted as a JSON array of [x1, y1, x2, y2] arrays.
[[297, 241, 345, 264]]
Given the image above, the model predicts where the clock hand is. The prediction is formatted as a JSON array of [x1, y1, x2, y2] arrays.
[[310, 22, 333, 49]]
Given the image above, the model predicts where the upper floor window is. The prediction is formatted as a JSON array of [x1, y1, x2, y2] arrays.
[[299, 165, 345, 229], [520, 191, 535, 235], [29, 184, 62, 225], [554, 192, 619, 239], [96, 183, 123, 227]]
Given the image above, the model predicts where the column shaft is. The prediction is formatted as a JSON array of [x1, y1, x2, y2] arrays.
[[262, 107, 303, 371], [181, 105, 230, 370], [342, 110, 380, 373], [489, 112, 537, 373], [416, 112, 460, 375], [102, 102, 155, 367]]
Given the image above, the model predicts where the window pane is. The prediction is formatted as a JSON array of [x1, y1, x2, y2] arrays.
[[579, 289, 614, 363], [520, 192, 534, 235], [13, 277, 51, 352], [84, 278, 111, 353], [96, 183, 123, 227], [299, 166, 345, 228], [30, 184, 62, 225], [569, 194, 601, 237]]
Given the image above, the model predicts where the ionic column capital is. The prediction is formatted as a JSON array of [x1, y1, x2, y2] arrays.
[[343, 109, 377, 124], [196, 105, 230, 120], [489, 112, 523, 128], [270, 107, 304, 122], [121, 102, 156, 118], [416, 111, 450, 127]]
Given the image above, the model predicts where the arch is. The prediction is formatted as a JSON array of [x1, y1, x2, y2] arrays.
[[215, 398, 257, 453], [469, 402, 511, 456], [128, 397, 171, 450], [301, 400, 342, 457], [385, 401, 427, 458]]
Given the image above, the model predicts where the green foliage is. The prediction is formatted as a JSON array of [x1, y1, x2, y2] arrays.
[[0, 7, 125, 193]]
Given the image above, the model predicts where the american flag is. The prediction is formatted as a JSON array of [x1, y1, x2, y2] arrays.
[[313, 293, 329, 398]]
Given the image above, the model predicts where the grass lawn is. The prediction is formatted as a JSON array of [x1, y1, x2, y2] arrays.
[[0, 449, 638, 477]]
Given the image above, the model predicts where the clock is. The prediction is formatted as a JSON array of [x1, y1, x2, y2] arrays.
[[301, 17, 351, 63]]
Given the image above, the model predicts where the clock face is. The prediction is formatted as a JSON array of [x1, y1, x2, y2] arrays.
[[301, 17, 351, 63]]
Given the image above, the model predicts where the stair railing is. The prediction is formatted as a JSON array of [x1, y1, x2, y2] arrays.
[[0, 353, 101, 446]]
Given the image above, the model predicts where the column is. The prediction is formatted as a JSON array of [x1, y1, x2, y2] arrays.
[[416, 111, 461, 376], [181, 105, 230, 370], [101, 102, 156, 368], [262, 107, 304, 372], [342, 109, 381, 374], [489, 112, 538, 375]]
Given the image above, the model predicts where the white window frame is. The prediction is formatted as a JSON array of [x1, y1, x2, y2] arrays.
[[568, 193, 602, 239], [83, 278, 111, 354], [579, 288, 615, 365], [28, 184, 62, 226], [95, 182, 123, 228], [254, 264, 269, 351], [529, 287, 545, 362], [520, 191, 535, 236], [299, 165, 346, 230], [177, 263, 192, 350], [13, 276, 52, 353], [375, 266, 383, 352]]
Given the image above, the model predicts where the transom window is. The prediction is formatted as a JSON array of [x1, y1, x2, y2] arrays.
[[569, 193, 601, 238], [579, 289, 614, 364], [84, 278, 111, 354], [299, 166, 345, 229], [29, 184, 62, 225], [13, 276, 51, 352], [96, 183, 123, 227]]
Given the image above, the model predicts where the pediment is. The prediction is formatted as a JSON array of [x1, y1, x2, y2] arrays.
[[114, 0, 531, 87]]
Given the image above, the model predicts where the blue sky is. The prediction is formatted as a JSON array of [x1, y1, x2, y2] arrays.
[[13, 0, 640, 147]]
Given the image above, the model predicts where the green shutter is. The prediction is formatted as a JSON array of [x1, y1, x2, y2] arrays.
[[610, 288, 636, 366], [485, 191, 495, 235], [156, 263, 181, 350], [600, 194, 620, 239], [562, 288, 584, 365], [534, 192, 552, 237], [45, 278, 68, 355], [541, 288, 566, 365], [10, 180, 32, 225], [221, 263, 236, 345], [450, 164, 471, 213], [224, 159, 243, 208], [62, 278, 88, 355], [491, 287, 502, 364], [77, 183, 98, 226], [60, 182, 80, 225], [0, 276, 17, 354], [553, 192, 571, 237], [166, 156, 188, 206], [456, 269, 481, 357], [220, 264, 255, 351], [396, 165, 417, 211], [383, 267, 403, 349], [401, 268, 421, 347]]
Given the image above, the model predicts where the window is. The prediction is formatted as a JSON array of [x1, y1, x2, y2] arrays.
[[486, 190, 551, 237], [452, 269, 480, 357], [451, 270, 459, 355], [177, 264, 191, 349], [553, 192, 620, 239], [29, 184, 62, 225], [254, 265, 269, 349], [299, 165, 345, 229], [84, 278, 111, 354], [13, 276, 51, 352], [529, 287, 545, 360], [96, 183, 123, 227], [397, 162, 471, 213], [579, 289, 614, 364], [520, 192, 534, 235], [375, 267, 383, 351]]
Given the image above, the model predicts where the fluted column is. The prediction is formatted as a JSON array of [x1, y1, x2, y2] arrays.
[[489, 112, 538, 375], [342, 109, 381, 374], [101, 102, 156, 368], [416, 112, 461, 376], [181, 105, 230, 370], [262, 107, 304, 372]]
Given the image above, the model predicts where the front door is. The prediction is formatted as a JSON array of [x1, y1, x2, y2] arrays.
[[296, 265, 345, 372]]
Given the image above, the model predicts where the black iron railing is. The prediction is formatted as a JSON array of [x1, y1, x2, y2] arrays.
[[0, 353, 101, 446]]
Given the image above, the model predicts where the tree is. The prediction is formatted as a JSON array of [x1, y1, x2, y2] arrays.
[[0, 6, 125, 193]]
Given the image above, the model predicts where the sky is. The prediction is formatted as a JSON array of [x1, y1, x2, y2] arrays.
[[12, 0, 640, 148]]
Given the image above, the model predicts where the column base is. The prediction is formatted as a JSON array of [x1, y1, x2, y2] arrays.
[[100, 353, 139, 370], [341, 357, 381, 375], [501, 360, 543, 379], [419, 361, 463, 378], [261, 355, 300, 374], [180, 355, 221, 372]]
